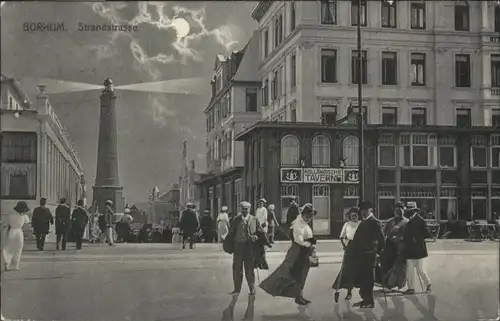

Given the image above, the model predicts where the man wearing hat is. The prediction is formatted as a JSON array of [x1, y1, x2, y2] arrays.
[[71, 200, 89, 250], [285, 197, 300, 227], [31, 197, 54, 251], [55, 198, 71, 250], [350, 201, 385, 309], [117, 207, 133, 243], [103, 200, 115, 246], [179, 203, 199, 249], [200, 209, 214, 243], [402, 202, 432, 294], [223, 201, 260, 296]]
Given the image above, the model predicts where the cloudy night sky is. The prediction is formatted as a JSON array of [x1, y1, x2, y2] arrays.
[[1, 1, 257, 204]]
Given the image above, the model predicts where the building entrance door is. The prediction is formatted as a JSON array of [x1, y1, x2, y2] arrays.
[[313, 185, 330, 235]]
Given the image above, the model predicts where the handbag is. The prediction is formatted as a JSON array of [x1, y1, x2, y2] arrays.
[[309, 248, 319, 268]]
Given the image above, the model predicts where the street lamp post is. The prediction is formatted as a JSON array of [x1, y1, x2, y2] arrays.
[[356, 0, 365, 202]]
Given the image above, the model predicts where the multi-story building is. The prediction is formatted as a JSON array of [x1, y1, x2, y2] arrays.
[[235, 1, 500, 237], [179, 140, 204, 211], [148, 183, 180, 228], [197, 31, 262, 216], [1, 75, 85, 235]]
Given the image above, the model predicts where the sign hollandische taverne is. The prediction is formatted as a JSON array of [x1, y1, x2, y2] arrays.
[[304, 168, 343, 183], [280, 168, 359, 184]]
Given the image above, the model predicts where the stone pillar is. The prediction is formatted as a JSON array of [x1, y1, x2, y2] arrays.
[[93, 78, 124, 213], [481, 1, 490, 31]]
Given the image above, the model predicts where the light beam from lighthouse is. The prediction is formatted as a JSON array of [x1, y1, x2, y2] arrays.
[[93, 77, 124, 213]]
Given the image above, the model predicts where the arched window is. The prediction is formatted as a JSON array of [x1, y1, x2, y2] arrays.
[[281, 134, 299, 166], [312, 135, 330, 167], [342, 136, 359, 166]]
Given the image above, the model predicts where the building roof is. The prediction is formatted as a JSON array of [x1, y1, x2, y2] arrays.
[[232, 31, 260, 83], [0, 73, 32, 108], [251, 1, 274, 22], [234, 121, 499, 141]]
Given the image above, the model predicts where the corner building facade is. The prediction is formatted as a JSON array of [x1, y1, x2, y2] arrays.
[[237, 1, 500, 237]]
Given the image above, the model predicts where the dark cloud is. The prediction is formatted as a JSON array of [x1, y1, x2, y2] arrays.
[[1, 1, 256, 204]]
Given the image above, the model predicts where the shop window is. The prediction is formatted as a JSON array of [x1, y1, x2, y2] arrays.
[[440, 188, 457, 221], [280, 184, 299, 223], [312, 135, 331, 167], [400, 187, 436, 219], [378, 169, 396, 183], [281, 134, 300, 166], [471, 135, 487, 168], [471, 188, 487, 220], [343, 186, 359, 219], [400, 133, 437, 167], [378, 186, 395, 220], [492, 188, 500, 220], [342, 135, 359, 167], [438, 135, 456, 168]]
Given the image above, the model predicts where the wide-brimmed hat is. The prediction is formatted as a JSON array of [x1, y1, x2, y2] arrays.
[[346, 207, 360, 219], [268, 204, 275, 211], [105, 200, 113, 205], [300, 203, 317, 216], [13, 201, 30, 213], [221, 206, 228, 211], [124, 208, 131, 213], [394, 201, 406, 209], [257, 198, 267, 204], [406, 201, 419, 211], [240, 201, 251, 209]]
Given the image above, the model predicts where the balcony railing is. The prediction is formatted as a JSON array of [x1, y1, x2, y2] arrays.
[[481, 87, 500, 98]]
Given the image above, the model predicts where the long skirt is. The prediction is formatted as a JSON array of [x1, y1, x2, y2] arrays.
[[259, 242, 311, 298], [378, 240, 407, 289], [332, 242, 360, 290], [2, 228, 24, 269]]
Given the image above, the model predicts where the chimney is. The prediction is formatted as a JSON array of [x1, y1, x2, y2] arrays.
[[190, 159, 195, 171], [36, 84, 49, 114]]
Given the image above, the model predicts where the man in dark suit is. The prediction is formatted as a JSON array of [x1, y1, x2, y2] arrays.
[[31, 197, 54, 251], [351, 201, 385, 309], [285, 197, 300, 227], [55, 198, 71, 250], [71, 199, 89, 250], [224, 201, 260, 296], [403, 202, 432, 294], [179, 203, 199, 249]]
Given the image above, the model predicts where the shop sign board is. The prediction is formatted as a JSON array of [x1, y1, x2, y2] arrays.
[[280, 168, 360, 184], [303, 168, 343, 183], [280, 168, 303, 183]]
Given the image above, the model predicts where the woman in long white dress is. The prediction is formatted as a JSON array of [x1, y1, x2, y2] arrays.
[[216, 206, 230, 243], [2, 201, 30, 271]]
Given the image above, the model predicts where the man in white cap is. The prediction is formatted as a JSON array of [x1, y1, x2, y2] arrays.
[[117, 208, 134, 243], [224, 201, 260, 296], [255, 198, 269, 234]]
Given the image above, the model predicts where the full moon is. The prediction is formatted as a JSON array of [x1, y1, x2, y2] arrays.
[[172, 18, 190, 38]]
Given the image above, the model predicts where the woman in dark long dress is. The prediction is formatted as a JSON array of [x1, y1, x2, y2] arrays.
[[332, 207, 361, 301], [259, 203, 317, 306], [378, 202, 408, 290]]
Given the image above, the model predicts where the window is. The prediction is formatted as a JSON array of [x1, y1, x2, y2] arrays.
[[321, 0, 337, 25], [381, 0, 397, 28], [411, 53, 426, 85], [378, 187, 396, 220], [321, 49, 337, 83], [492, 55, 500, 88], [456, 108, 471, 127], [455, 54, 471, 87], [495, 6, 500, 33], [342, 136, 359, 167], [281, 135, 300, 166], [381, 107, 397, 125], [343, 187, 360, 218], [351, 50, 367, 84], [411, 107, 427, 126], [263, 29, 269, 58], [274, 14, 283, 48], [378, 134, 397, 167], [281, 184, 299, 223], [454, 2, 469, 31], [261, 79, 269, 106], [271, 70, 278, 101], [351, 0, 367, 26], [312, 135, 331, 167], [410, 2, 425, 29], [9, 96, 13, 109], [381, 51, 397, 85], [215, 72, 222, 93], [245, 88, 258, 112], [439, 135, 456, 168], [400, 133, 437, 167], [1, 132, 37, 199], [279, 65, 284, 97], [351, 105, 368, 125], [471, 135, 487, 168], [401, 187, 436, 219], [492, 135, 500, 168], [290, 2, 296, 31], [321, 105, 337, 125], [290, 53, 296, 88], [471, 188, 487, 220], [492, 109, 500, 128], [290, 101, 297, 122], [493, 188, 500, 220]]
